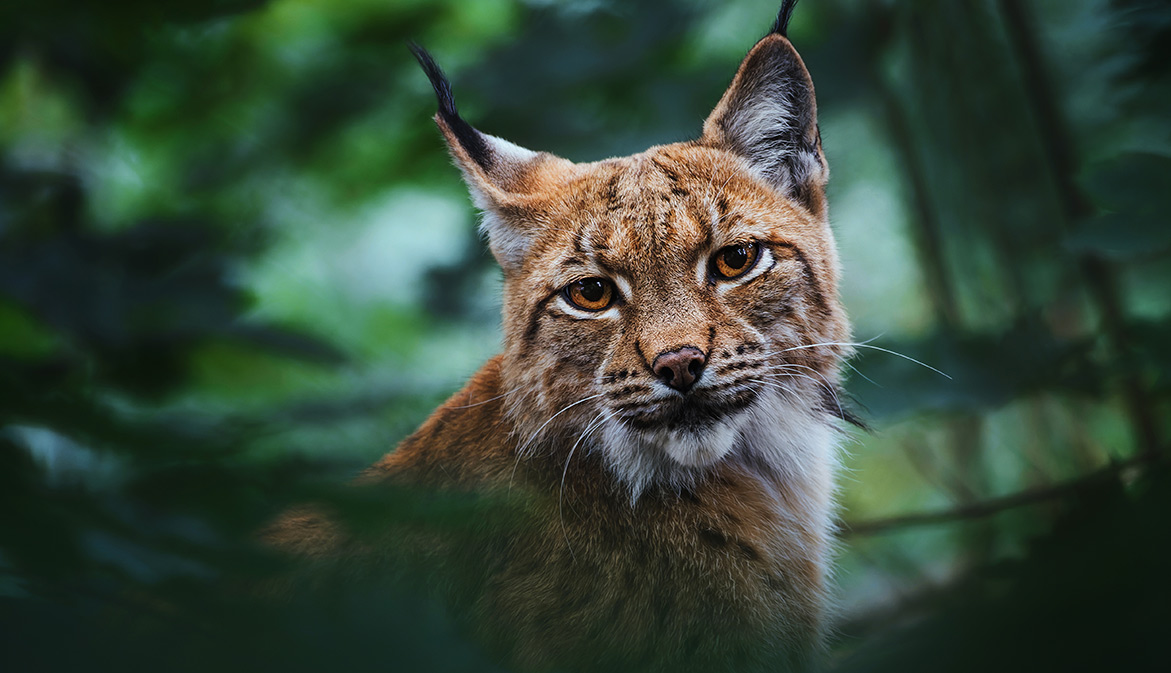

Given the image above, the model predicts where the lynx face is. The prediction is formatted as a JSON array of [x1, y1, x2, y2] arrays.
[[413, 12, 850, 496]]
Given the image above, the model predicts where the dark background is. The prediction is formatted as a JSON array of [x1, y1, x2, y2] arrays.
[[2, 0, 1168, 670]]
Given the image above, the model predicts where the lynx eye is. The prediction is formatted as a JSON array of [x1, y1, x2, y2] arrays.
[[564, 277, 616, 311], [712, 241, 760, 280]]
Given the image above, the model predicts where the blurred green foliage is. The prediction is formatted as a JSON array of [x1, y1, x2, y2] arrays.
[[1, 0, 1168, 671]]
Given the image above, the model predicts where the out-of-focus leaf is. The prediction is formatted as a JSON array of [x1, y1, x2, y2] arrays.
[[831, 467, 1171, 673], [847, 324, 1098, 419], [1130, 318, 1171, 394], [0, 301, 59, 357], [1082, 152, 1171, 211], [1066, 211, 1171, 258], [1110, 0, 1171, 80], [0, 171, 342, 398], [1070, 152, 1171, 258], [225, 324, 346, 365]]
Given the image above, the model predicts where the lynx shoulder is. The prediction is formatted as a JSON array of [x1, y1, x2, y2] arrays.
[[268, 1, 853, 670]]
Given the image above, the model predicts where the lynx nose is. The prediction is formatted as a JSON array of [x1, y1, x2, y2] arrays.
[[652, 347, 707, 393]]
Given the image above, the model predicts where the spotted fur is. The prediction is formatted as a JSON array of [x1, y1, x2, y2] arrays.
[[269, 2, 852, 670]]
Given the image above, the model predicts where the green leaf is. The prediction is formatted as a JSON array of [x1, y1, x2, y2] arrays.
[[1070, 152, 1171, 258], [0, 301, 59, 357], [1066, 211, 1171, 258]]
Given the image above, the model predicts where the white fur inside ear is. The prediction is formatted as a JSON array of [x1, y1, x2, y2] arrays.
[[480, 211, 529, 270], [458, 133, 538, 211], [706, 39, 828, 203], [725, 83, 819, 195], [485, 133, 539, 164], [459, 133, 544, 270], [732, 92, 793, 165]]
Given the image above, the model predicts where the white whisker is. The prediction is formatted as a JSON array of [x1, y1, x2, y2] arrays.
[[559, 409, 616, 561], [749, 361, 842, 397], [751, 370, 844, 419], [841, 359, 880, 387], [776, 341, 952, 379], [509, 392, 606, 491], [749, 361, 827, 374], [748, 377, 804, 407], [516, 392, 607, 457]]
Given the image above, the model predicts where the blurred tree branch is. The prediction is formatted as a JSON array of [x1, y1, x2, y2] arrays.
[[842, 453, 1160, 537]]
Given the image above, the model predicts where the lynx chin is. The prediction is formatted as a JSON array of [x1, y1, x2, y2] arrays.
[[266, 1, 857, 671]]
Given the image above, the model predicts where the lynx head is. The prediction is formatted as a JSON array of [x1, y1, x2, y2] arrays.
[[414, 1, 851, 497]]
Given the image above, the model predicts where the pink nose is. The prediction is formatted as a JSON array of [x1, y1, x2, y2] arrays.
[[652, 347, 707, 393]]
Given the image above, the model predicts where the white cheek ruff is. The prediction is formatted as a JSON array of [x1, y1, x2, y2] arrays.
[[594, 387, 839, 502], [652, 417, 745, 468]]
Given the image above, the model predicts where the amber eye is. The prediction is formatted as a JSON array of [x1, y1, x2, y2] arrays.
[[712, 241, 760, 279], [564, 277, 616, 311]]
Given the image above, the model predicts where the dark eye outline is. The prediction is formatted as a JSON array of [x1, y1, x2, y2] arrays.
[[710, 241, 761, 280], [563, 277, 617, 311]]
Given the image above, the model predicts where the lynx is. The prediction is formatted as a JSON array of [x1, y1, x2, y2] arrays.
[[267, 1, 854, 670]]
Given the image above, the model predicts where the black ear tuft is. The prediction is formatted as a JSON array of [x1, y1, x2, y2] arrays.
[[408, 42, 493, 170], [771, 0, 799, 38]]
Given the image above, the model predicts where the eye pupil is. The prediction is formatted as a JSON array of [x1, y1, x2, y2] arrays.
[[713, 241, 759, 279], [580, 279, 605, 302], [724, 246, 748, 269]]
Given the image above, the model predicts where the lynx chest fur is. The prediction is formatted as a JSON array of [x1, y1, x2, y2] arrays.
[[269, 2, 852, 671]]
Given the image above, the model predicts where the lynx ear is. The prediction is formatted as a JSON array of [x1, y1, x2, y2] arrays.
[[701, 1, 827, 215], [411, 44, 568, 270]]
